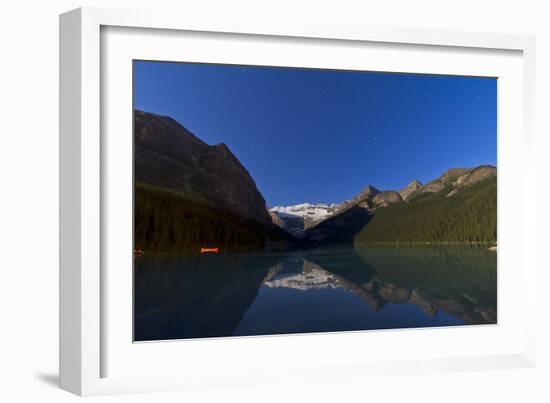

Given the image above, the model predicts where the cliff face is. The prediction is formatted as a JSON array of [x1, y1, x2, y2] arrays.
[[373, 191, 403, 208], [134, 110, 271, 225]]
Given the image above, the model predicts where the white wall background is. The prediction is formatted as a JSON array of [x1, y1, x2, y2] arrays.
[[1, 0, 548, 402]]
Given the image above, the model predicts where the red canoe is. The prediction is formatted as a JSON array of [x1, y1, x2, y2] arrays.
[[200, 247, 220, 253]]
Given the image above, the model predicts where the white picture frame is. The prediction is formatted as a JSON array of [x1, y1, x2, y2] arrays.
[[59, 6, 537, 396]]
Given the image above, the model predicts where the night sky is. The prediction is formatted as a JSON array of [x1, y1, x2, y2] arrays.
[[134, 61, 497, 207]]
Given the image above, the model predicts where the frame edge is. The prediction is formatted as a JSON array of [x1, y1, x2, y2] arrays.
[[59, 7, 83, 396], [60, 5, 538, 395]]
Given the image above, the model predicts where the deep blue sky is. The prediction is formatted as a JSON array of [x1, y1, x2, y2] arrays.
[[134, 61, 496, 207]]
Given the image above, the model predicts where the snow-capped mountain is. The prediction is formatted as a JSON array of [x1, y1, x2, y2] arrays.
[[269, 203, 339, 237], [270, 203, 339, 221]]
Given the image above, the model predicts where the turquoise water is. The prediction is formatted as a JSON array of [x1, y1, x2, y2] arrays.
[[134, 245, 496, 341]]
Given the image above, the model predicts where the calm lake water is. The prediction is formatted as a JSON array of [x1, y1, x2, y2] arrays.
[[134, 245, 496, 341]]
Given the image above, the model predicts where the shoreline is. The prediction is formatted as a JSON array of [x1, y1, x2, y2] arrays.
[[136, 241, 498, 258]]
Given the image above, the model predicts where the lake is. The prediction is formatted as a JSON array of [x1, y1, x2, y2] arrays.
[[134, 245, 496, 341]]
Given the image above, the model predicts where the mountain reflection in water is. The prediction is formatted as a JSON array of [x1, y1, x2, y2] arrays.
[[134, 246, 496, 341]]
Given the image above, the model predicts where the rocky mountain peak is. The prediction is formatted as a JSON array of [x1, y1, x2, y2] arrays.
[[399, 180, 423, 201], [330, 184, 380, 215], [357, 185, 380, 199]]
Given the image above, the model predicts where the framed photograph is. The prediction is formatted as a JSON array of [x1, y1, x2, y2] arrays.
[[60, 7, 537, 396]]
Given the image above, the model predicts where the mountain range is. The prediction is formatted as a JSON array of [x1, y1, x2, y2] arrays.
[[298, 164, 496, 244], [134, 110, 497, 252]]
